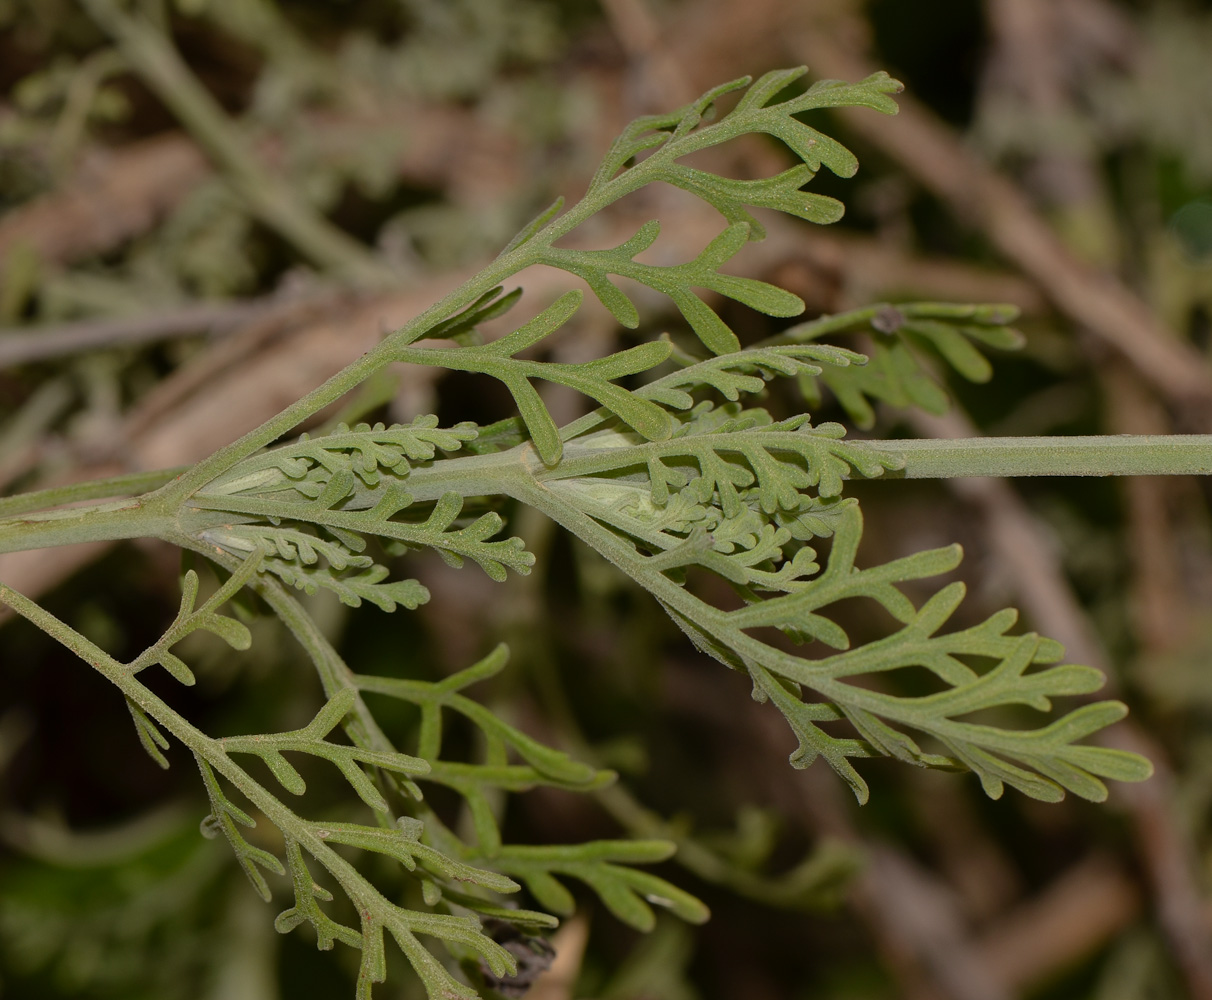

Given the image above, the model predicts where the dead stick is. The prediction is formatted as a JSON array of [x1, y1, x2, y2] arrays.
[[0, 299, 280, 367]]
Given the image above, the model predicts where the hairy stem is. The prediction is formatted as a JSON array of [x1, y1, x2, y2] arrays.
[[0, 495, 175, 554], [0, 467, 187, 519], [504, 478, 1064, 745], [857, 435, 1212, 478], [170, 539, 405, 770], [546, 433, 1212, 482], [0, 579, 454, 969], [253, 572, 399, 756], [108, 72, 825, 505], [0, 578, 350, 854], [4, 434, 1212, 557]]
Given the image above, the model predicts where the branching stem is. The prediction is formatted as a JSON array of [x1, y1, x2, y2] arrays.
[[3, 435, 1211, 555], [0, 578, 390, 911]]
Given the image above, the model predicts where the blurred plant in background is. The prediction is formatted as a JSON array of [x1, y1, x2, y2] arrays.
[[2, 1, 1212, 999]]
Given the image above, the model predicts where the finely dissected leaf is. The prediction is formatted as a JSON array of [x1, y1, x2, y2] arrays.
[[518, 870, 576, 915], [355, 644, 609, 853], [549, 404, 903, 523], [394, 292, 674, 464], [499, 196, 566, 256], [316, 823, 518, 891], [195, 757, 284, 902], [539, 222, 803, 356], [273, 833, 519, 1000], [586, 76, 752, 193], [125, 555, 260, 686], [726, 508, 962, 641], [197, 522, 432, 610], [349, 644, 677, 942], [545, 441, 1149, 804], [126, 698, 171, 769], [749, 572, 1148, 801], [660, 163, 845, 239], [750, 666, 873, 802], [267, 560, 430, 611], [209, 525, 373, 571], [417, 285, 524, 344], [585, 66, 899, 202], [422, 69, 904, 374], [492, 842, 710, 932], [0, 59, 1164, 1000], [641, 341, 863, 411], [222, 690, 429, 813], [704, 508, 1141, 801], [780, 302, 1025, 429], [275, 838, 361, 950], [0, 584, 536, 998], [200, 415, 480, 499], [192, 484, 535, 584]]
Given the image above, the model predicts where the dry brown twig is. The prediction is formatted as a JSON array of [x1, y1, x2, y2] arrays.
[[0, 104, 514, 279], [0, 298, 279, 367]]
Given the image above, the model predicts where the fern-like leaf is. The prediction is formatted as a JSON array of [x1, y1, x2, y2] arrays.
[[538, 223, 803, 356], [550, 405, 903, 515], [356, 645, 609, 853], [192, 482, 534, 583], [397, 291, 674, 464], [125, 555, 259, 686], [196, 756, 285, 901], [220, 689, 429, 814], [491, 841, 710, 932], [200, 415, 480, 501], [779, 302, 1025, 429]]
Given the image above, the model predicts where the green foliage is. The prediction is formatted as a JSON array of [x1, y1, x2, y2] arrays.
[[0, 64, 1158, 1000], [541, 424, 1148, 805], [783, 302, 1025, 429], [491, 841, 710, 932], [397, 291, 675, 465]]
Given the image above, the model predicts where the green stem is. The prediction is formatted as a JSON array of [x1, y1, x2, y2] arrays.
[[99, 68, 785, 504], [546, 433, 1212, 482], [0, 467, 187, 520], [161, 260, 530, 501], [0, 577, 418, 942], [170, 540, 402, 766], [0, 496, 174, 555], [253, 572, 399, 756], [765, 303, 898, 343], [0, 577, 307, 830], [495, 484, 847, 909], [4, 433, 1212, 557], [855, 435, 1212, 478], [592, 779, 857, 909], [500, 479, 1035, 746]]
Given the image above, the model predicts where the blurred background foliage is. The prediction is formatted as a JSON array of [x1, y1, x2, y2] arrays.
[[3, 0, 1212, 998]]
